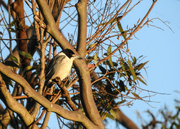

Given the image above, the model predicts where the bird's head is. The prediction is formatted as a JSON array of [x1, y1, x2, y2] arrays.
[[63, 49, 82, 60]]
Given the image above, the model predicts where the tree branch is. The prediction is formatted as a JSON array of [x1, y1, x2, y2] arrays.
[[36, 0, 73, 50], [11, 0, 30, 69], [56, 78, 78, 111], [0, 74, 38, 129], [76, 0, 87, 57], [74, 60, 105, 129], [0, 109, 14, 128], [41, 111, 51, 129], [114, 108, 139, 129]]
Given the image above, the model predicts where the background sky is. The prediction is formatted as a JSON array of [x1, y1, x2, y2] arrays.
[[106, 0, 180, 128]]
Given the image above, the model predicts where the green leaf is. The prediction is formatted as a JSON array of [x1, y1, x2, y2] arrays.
[[98, 17, 121, 27], [1, 73, 12, 88], [109, 109, 116, 119], [175, 106, 180, 110], [137, 18, 140, 24], [132, 56, 137, 66], [117, 21, 123, 33], [9, 55, 18, 64], [8, 28, 17, 32], [94, 52, 97, 66], [161, 124, 166, 129], [25, 66, 33, 71], [128, 59, 136, 81], [9, 20, 17, 28], [87, 43, 97, 49], [117, 21, 127, 41], [107, 45, 111, 55], [137, 76, 147, 85], [132, 92, 141, 99], [101, 112, 114, 120], [137, 61, 149, 71], [119, 80, 125, 92], [116, 99, 126, 105], [19, 50, 32, 59], [4, 61, 19, 68], [175, 123, 180, 129], [177, 118, 180, 124], [120, 59, 128, 77], [107, 45, 114, 68], [99, 65, 106, 74], [86, 43, 97, 54]]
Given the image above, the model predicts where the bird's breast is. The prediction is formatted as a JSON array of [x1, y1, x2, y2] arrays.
[[52, 58, 73, 80]]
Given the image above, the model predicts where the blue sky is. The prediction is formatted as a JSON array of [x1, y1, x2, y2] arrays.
[[111, 0, 180, 128]]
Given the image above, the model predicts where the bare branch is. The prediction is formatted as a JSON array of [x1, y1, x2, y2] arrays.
[[76, 0, 87, 57]]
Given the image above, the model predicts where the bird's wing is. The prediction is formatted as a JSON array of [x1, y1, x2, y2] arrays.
[[45, 54, 66, 83]]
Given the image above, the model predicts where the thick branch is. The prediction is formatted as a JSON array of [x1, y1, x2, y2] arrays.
[[0, 75, 38, 129], [0, 109, 13, 128], [0, 0, 8, 11], [56, 78, 78, 111], [41, 111, 51, 129], [11, 0, 30, 68], [76, 0, 87, 57], [36, 0, 73, 50], [114, 108, 139, 129], [74, 60, 105, 129]]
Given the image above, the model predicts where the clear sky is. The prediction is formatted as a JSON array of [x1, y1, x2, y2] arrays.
[[107, 0, 180, 128]]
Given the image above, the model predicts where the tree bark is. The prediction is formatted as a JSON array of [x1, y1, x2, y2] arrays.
[[114, 108, 139, 129]]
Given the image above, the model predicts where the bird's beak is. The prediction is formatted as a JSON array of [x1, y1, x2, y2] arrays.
[[73, 55, 83, 60]]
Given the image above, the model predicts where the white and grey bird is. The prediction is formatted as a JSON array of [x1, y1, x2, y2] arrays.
[[45, 49, 82, 87]]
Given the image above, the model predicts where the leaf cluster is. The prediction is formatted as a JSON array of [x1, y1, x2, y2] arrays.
[[91, 45, 149, 120]]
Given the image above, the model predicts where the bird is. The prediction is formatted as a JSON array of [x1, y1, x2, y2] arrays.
[[45, 49, 82, 87]]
